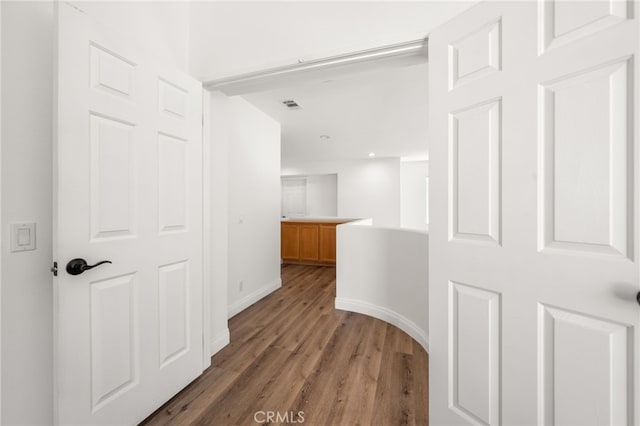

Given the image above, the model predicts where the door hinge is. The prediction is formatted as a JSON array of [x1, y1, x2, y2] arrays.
[[51, 261, 58, 277]]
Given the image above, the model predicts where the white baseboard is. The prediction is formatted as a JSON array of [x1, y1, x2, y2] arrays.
[[210, 328, 230, 357], [335, 297, 429, 352], [227, 278, 282, 319]]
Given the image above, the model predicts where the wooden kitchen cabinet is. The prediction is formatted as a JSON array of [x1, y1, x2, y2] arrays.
[[281, 223, 300, 261], [281, 220, 351, 265], [299, 225, 319, 261], [318, 225, 337, 263]]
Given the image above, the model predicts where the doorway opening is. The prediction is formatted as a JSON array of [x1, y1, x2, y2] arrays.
[[190, 39, 432, 425]]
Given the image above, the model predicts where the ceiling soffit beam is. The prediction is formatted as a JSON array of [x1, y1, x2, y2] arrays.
[[203, 38, 428, 95]]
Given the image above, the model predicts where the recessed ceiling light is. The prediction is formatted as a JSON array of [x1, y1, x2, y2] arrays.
[[320, 135, 331, 140], [368, 152, 376, 157]]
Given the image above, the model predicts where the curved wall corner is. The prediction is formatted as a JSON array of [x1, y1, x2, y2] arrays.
[[335, 222, 429, 352]]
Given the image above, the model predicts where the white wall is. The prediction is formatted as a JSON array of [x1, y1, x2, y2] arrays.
[[338, 160, 399, 226], [335, 222, 428, 349], [189, 1, 477, 80], [282, 158, 401, 227], [208, 92, 283, 349], [306, 174, 338, 217], [281, 174, 338, 218], [400, 160, 429, 230], [2, 3, 54, 423], [208, 92, 231, 354], [226, 97, 282, 317], [1, 2, 191, 423]]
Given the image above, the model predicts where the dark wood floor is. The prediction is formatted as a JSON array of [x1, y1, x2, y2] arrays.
[[142, 264, 428, 425]]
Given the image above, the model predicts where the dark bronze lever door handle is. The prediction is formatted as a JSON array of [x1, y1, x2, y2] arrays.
[[66, 258, 112, 275]]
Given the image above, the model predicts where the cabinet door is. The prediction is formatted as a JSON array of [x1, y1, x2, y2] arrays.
[[319, 225, 337, 263], [281, 223, 300, 260], [299, 224, 319, 261]]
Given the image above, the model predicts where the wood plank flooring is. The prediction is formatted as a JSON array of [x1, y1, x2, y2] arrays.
[[141, 264, 428, 425]]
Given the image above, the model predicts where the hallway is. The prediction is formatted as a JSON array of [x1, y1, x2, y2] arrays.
[[142, 264, 429, 425]]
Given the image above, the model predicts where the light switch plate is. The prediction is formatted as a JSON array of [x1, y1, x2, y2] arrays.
[[11, 222, 36, 252]]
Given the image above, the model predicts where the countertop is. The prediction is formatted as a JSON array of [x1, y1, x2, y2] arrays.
[[281, 217, 360, 224]]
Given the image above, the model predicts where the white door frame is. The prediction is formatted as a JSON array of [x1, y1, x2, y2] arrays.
[[202, 92, 212, 368], [0, 2, 3, 420], [199, 39, 429, 358]]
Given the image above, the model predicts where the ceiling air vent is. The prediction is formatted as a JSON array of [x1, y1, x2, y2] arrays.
[[281, 99, 302, 110]]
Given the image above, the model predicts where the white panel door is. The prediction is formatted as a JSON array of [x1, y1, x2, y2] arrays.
[[429, 1, 639, 424], [54, 4, 204, 425]]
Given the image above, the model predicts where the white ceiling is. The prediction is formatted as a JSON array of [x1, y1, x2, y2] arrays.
[[243, 61, 429, 168], [189, 1, 478, 81]]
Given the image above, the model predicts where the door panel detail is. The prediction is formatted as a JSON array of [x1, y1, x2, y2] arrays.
[[538, 0, 631, 54], [90, 273, 139, 411], [158, 78, 188, 119], [539, 58, 632, 258], [90, 43, 136, 98], [449, 281, 501, 426], [449, 18, 501, 90], [158, 132, 187, 233], [90, 113, 136, 240], [158, 261, 190, 368], [538, 304, 631, 425], [449, 98, 502, 245]]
